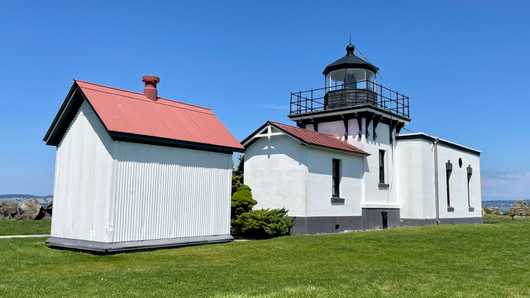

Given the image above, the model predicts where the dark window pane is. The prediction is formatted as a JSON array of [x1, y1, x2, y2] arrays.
[[332, 159, 341, 197], [446, 161, 452, 207], [379, 150, 385, 184]]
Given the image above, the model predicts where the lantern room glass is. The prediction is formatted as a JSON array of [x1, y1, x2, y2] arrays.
[[325, 68, 375, 91]]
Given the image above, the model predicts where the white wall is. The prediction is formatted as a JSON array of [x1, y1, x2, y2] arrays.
[[437, 144, 482, 219], [305, 148, 365, 217], [305, 119, 361, 142], [52, 100, 233, 243], [111, 142, 232, 242], [397, 137, 482, 220], [397, 139, 436, 219], [359, 121, 399, 208], [244, 132, 366, 217], [294, 118, 399, 209], [52, 101, 115, 242], [317, 121, 346, 140], [244, 135, 308, 216]]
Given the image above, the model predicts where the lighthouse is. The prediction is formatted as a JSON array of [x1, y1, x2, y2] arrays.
[[242, 43, 482, 233]]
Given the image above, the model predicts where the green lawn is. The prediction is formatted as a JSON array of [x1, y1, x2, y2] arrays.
[[0, 217, 529, 297], [0, 218, 51, 235]]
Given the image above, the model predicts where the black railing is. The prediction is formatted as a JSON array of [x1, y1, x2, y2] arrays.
[[289, 80, 410, 118]]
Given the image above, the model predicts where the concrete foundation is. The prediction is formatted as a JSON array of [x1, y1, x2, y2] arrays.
[[291, 212, 483, 234], [291, 216, 363, 234], [401, 217, 483, 226], [361, 208, 401, 230], [47, 234, 233, 254]]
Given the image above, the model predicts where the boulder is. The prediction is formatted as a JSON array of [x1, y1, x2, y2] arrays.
[[16, 199, 46, 220], [45, 201, 53, 217], [490, 207, 502, 215], [0, 201, 18, 219], [509, 200, 530, 217]]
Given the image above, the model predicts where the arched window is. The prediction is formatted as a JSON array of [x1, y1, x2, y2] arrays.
[[446, 161, 453, 211], [467, 165, 473, 211]]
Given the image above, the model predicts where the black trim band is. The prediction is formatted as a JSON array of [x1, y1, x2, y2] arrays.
[[109, 131, 243, 154], [396, 134, 480, 156]]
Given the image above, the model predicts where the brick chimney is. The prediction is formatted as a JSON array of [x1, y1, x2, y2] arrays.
[[142, 75, 160, 101]]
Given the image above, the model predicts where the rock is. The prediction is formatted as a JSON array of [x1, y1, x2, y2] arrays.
[[489, 207, 502, 215], [0, 201, 18, 219], [509, 200, 530, 217], [45, 201, 53, 217], [16, 199, 45, 220]]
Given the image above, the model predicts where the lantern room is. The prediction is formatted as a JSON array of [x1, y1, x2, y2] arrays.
[[288, 43, 410, 120]]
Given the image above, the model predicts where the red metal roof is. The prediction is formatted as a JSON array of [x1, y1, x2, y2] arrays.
[[271, 122, 368, 155], [244, 121, 368, 155], [45, 80, 243, 152]]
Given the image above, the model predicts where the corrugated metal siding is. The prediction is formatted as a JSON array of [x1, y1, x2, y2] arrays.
[[111, 141, 232, 242], [52, 101, 114, 242]]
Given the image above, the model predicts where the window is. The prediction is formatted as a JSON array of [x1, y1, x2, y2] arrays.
[[379, 150, 385, 184], [446, 161, 453, 210], [332, 159, 341, 197], [467, 165, 473, 211]]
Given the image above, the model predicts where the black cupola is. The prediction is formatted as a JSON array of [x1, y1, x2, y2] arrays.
[[323, 43, 378, 90], [323, 43, 379, 74]]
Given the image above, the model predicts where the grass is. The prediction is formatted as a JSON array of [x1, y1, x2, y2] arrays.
[[0, 218, 51, 235], [0, 216, 529, 297]]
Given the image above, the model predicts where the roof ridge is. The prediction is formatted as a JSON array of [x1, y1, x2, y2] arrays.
[[75, 79, 212, 112], [76, 81, 215, 116]]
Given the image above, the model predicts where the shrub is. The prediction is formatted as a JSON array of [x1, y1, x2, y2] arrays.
[[232, 175, 243, 194], [232, 208, 293, 239], [231, 185, 256, 219], [236, 154, 244, 177]]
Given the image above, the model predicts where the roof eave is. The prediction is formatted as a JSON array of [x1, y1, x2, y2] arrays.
[[396, 133, 481, 156], [323, 63, 379, 75], [43, 81, 79, 145], [241, 121, 269, 148], [109, 131, 244, 154]]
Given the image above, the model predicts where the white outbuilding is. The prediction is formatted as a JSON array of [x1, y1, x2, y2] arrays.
[[242, 44, 482, 233], [44, 76, 243, 252]]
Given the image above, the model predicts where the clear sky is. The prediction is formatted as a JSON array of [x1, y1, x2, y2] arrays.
[[0, 1, 529, 201]]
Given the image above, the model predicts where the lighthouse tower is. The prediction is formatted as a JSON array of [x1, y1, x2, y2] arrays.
[[288, 43, 410, 227]]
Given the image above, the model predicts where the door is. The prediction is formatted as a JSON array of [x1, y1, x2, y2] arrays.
[[381, 212, 388, 229]]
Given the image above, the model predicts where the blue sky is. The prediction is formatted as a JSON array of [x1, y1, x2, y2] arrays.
[[0, 1, 529, 200]]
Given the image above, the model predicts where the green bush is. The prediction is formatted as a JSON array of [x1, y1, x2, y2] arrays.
[[231, 185, 256, 219], [230, 184, 293, 239], [232, 175, 242, 194], [232, 208, 293, 239]]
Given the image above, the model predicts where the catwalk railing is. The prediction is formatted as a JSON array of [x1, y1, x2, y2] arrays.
[[289, 80, 410, 118]]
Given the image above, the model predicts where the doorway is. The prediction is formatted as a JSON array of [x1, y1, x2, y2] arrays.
[[381, 212, 388, 229]]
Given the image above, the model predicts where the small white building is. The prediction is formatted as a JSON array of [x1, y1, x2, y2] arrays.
[[44, 76, 243, 252], [243, 44, 482, 233]]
